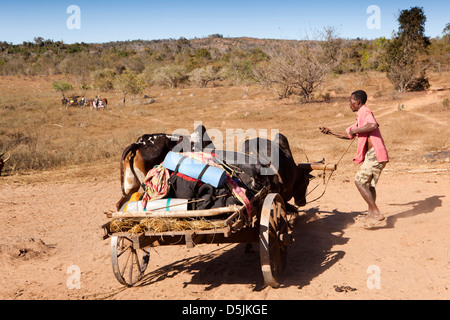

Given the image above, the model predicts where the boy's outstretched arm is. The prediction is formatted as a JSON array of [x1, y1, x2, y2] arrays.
[[319, 127, 352, 140]]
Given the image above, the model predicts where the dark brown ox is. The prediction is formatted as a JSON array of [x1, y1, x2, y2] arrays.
[[241, 133, 313, 211], [116, 125, 214, 210], [0, 153, 11, 176]]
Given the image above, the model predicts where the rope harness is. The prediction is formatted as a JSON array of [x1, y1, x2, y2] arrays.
[[303, 138, 355, 205]]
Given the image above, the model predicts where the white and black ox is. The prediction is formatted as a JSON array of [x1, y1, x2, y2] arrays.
[[116, 125, 214, 210], [116, 125, 313, 212]]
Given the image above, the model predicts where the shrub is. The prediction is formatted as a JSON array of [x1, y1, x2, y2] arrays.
[[52, 81, 73, 98], [443, 98, 449, 110], [151, 65, 188, 88], [188, 65, 222, 88], [91, 69, 116, 91], [114, 70, 147, 103]]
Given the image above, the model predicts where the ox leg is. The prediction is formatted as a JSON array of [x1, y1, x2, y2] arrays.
[[116, 195, 129, 211], [133, 167, 147, 191], [124, 164, 142, 195], [245, 243, 255, 254], [116, 164, 142, 211]]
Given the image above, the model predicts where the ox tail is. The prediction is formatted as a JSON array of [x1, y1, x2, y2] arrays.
[[119, 142, 141, 197]]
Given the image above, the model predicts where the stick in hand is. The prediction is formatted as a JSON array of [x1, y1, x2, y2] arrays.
[[319, 127, 331, 134]]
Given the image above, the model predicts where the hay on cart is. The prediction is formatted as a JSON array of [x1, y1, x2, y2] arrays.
[[109, 217, 227, 234]]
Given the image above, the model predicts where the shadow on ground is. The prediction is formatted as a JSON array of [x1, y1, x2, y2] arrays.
[[384, 195, 444, 228], [134, 207, 360, 291], [130, 195, 444, 292]]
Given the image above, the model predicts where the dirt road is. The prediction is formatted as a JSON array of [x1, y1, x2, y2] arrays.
[[1, 162, 448, 300]]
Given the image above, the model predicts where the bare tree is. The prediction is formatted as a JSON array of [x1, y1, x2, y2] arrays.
[[253, 28, 343, 102], [252, 56, 294, 99]]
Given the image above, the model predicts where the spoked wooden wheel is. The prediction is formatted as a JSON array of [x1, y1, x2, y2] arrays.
[[259, 193, 292, 288], [111, 236, 150, 287]]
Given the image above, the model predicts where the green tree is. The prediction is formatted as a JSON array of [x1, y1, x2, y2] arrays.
[[385, 7, 431, 92], [52, 81, 73, 98], [372, 37, 389, 71], [91, 69, 116, 91], [443, 23, 450, 43], [114, 70, 147, 103]]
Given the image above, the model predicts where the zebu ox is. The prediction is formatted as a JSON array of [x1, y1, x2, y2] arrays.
[[241, 133, 313, 211], [99, 98, 108, 107], [0, 152, 11, 176], [116, 126, 313, 213], [116, 125, 214, 210], [89, 98, 108, 109]]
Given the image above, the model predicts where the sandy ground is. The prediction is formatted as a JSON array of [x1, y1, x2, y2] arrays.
[[1, 75, 449, 301], [0, 160, 449, 300]]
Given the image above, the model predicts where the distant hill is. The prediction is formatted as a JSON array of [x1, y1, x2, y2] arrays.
[[0, 35, 448, 78]]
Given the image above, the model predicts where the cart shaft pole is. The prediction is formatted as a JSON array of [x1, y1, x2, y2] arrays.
[[297, 163, 337, 171]]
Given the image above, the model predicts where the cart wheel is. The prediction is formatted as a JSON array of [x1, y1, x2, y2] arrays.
[[110, 236, 150, 287], [259, 193, 291, 288]]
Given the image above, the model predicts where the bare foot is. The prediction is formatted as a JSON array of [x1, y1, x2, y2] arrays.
[[367, 207, 385, 222], [360, 213, 386, 229]]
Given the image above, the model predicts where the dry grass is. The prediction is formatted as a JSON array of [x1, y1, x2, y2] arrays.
[[0, 71, 449, 182], [109, 217, 227, 234]]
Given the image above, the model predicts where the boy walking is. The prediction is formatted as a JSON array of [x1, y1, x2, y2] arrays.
[[320, 90, 389, 228]]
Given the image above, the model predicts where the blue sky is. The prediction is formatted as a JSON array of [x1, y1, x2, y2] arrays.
[[0, 0, 448, 44]]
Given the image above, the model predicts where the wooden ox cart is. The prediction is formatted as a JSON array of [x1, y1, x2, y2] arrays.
[[101, 161, 336, 288]]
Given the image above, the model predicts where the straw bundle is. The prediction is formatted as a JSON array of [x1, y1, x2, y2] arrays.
[[109, 219, 136, 232], [109, 217, 227, 234]]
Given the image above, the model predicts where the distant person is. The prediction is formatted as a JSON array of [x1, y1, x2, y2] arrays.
[[97, 95, 104, 108], [319, 90, 389, 228]]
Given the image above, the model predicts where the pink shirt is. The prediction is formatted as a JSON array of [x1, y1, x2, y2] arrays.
[[346, 105, 389, 164]]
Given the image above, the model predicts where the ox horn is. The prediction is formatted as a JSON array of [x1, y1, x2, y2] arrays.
[[1, 152, 11, 162]]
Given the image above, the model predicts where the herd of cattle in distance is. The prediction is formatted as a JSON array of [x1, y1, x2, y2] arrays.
[[61, 96, 108, 109]]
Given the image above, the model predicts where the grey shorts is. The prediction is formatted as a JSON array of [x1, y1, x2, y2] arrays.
[[355, 148, 386, 188]]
